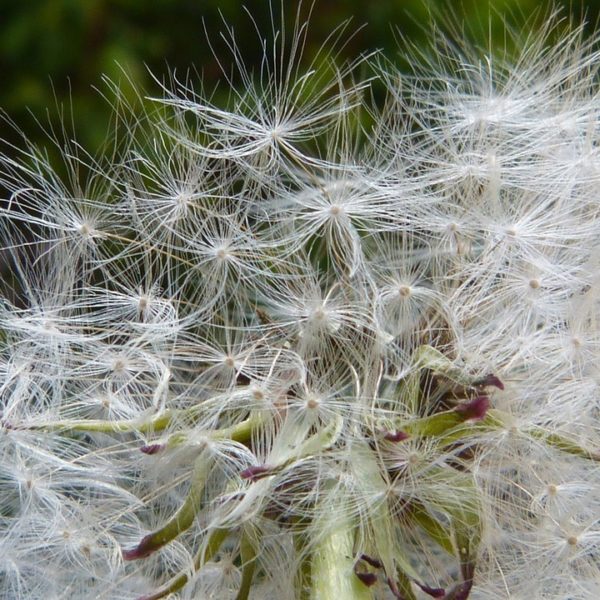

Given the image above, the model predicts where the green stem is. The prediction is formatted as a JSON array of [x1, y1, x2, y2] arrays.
[[23, 412, 260, 444], [123, 449, 214, 560], [527, 427, 600, 461], [310, 513, 373, 600], [212, 414, 262, 444], [139, 528, 229, 600], [235, 529, 257, 600], [25, 410, 177, 434]]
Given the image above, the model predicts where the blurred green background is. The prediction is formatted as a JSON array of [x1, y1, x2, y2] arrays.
[[0, 0, 598, 154]]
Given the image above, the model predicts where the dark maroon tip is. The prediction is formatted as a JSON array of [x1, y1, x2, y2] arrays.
[[122, 534, 155, 561], [360, 554, 383, 569], [355, 571, 377, 587], [455, 395, 490, 421], [474, 374, 504, 391], [383, 430, 410, 443], [416, 582, 445, 598], [122, 547, 141, 561], [240, 465, 272, 482], [140, 443, 164, 455]]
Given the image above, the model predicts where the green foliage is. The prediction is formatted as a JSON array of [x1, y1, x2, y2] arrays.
[[1, 1, 595, 154]]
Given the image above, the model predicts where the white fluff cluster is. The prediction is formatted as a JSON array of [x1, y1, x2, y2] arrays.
[[1, 11, 599, 600]]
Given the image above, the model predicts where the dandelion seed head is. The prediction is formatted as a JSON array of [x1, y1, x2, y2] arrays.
[[1, 6, 600, 599]]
